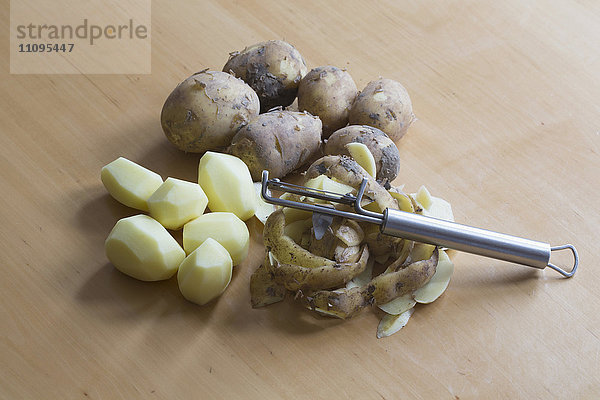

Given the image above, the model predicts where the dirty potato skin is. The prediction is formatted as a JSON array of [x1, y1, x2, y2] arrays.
[[160, 70, 260, 153], [297, 66, 358, 138], [223, 40, 308, 112], [304, 155, 409, 260], [349, 78, 414, 141], [304, 248, 439, 319], [324, 125, 401, 182], [227, 110, 322, 180]]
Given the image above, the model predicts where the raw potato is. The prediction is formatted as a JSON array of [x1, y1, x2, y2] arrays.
[[377, 308, 414, 338], [160, 70, 260, 153], [105, 215, 186, 281], [147, 177, 208, 230], [198, 151, 257, 221], [183, 212, 249, 266], [410, 187, 455, 221], [228, 110, 322, 180], [323, 125, 401, 182], [223, 40, 308, 112], [345, 142, 376, 179], [177, 238, 233, 305], [349, 78, 415, 141], [101, 157, 163, 211], [413, 249, 454, 304], [297, 66, 358, 137], [253, 182, 276, 225]]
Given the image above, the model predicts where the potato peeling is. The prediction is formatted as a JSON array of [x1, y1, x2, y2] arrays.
[[252, 154, 455, 338]]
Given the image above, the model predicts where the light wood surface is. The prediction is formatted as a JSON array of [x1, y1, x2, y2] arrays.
[[1, 1, 599, 398]]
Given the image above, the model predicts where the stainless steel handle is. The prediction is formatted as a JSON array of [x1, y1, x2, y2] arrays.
[[381, 208, 578, 276]]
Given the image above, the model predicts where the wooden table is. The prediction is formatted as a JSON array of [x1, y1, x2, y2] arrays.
[[2, 1, 599, 398]]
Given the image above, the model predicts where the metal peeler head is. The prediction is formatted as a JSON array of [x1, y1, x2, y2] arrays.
[[260, 170, 384, 225]]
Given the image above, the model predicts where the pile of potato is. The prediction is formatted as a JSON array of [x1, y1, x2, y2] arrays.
[[102, 39, 455, 338], [101, 153, 257, 305]]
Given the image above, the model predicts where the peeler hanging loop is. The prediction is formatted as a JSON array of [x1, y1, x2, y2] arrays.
[[547, 244, 579, 278]]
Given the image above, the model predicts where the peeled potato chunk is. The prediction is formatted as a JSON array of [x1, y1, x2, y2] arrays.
[[183, 212, 249, 266], [101, 157, 163, 211], [105, 214, 185, 281], [413, 249, 454, 304], [345, 142, 377, 179], [147, 177, 208, 230], [377, 308, 414, 338], [253, 182, 276, 225], [177, 238, 233, 305], [198, 152, 257, 221]]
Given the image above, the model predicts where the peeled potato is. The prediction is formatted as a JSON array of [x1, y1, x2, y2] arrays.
[[183, 212, 249, 266], [345, 142, 376, 179], [377, 308, 414, 338], [413, 249, 454, 304], [147, 177, 208, 230], [198, 151, 256, 221], [101, 157, 163, 211], [253, 182, 276, 225], [177, 238, 233, 305], [105, 214, 185, 281]]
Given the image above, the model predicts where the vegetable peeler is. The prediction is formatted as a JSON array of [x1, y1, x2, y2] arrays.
[[260, 171, 578, 278]]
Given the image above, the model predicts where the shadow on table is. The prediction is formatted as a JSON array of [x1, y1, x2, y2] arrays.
[[76, 262, 216, 324]]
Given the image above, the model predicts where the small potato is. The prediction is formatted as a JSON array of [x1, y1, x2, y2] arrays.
[[183, 212, 249, 266], [147, 177, 208, 230], [297, 66, 358, 138], [223, 40, 308, 112], [101, 157, 163, 211], [161, 70, 260, 153], [177, 238, 233, 305], [324, 125, 400, 182], [227, 110, 322, 180], [349, 78, 414, 141], [105, 215, 186, 281], [198, 151, 257, 221]]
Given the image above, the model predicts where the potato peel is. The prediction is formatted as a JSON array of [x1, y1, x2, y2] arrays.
[[377, 293, 416, 315], [270, 245, 370, 291], [413, 249, 454, 304], [305, 249, 438, 319], [377, 308, 414, 338]]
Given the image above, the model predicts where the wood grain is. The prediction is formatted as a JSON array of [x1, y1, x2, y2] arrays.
[[1, 0, 599, 398]]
